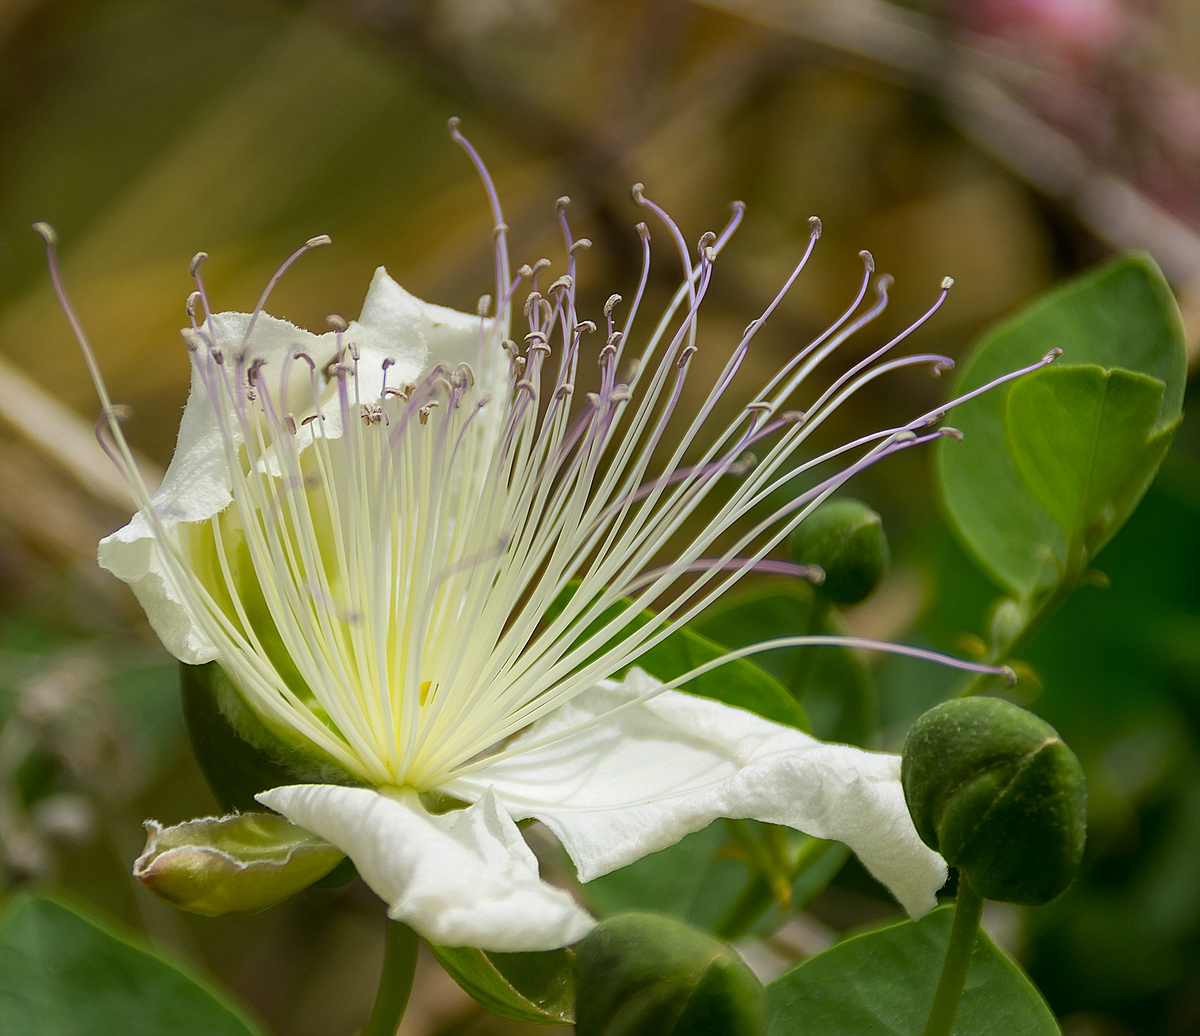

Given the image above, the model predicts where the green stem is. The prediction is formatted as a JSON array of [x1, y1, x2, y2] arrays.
[[957, 546, 1086, 698], [363, 920, 419, 1036], [922, 878, 984, 1036]]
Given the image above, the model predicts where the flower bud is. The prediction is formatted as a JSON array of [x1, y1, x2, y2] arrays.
[[134, 812, 345, 916], [901, 697, 1087, 905], [988, 598, 1025, 656], [574, 912, 765, 1036], [789, 498, 889, 605]]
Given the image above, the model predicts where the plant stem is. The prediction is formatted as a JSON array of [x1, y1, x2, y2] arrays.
[[363, 919, 419, 1036], [922, 877, 985, 1036], [957, 553, 1084, 698]]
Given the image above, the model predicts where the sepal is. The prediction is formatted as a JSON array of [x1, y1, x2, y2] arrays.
[[427, 943, 575, 1024], [182, 661, 364, 813], [133, 812, 345, 917]]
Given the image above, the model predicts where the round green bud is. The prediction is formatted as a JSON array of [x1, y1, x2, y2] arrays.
[[901, 697, 1087, 905], [789, 498, 889, 605], [575, 913, 765, 1036]]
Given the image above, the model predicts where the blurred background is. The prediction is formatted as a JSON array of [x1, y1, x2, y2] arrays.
[[0, 1, 1196, 1034]]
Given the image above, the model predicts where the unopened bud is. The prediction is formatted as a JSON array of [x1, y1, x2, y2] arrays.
[[988, 598, 1025, 656], [789, 498, 889, 606], [134, 812, 345, 916], [902, 697, 1087, 905], [575, 913, 765, 1036]]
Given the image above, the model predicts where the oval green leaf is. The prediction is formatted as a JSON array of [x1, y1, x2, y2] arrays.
[[548, 583, 809, 732], [765, 904, 1057, 1035], [1005, 364, 1172, 560], [0, 894, 263, 1036], [938, 253, 1187, 597], [693, 581, 876, 746], [427, 943, 575, 1024]]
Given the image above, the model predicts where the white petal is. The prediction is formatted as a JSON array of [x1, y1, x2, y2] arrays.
[[97, 515, 216, 664], [98, 311, 336, 664], [257, 784, 594, 951], [446, 670, 947, 918]]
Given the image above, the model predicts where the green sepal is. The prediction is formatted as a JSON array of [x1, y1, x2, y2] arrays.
[[133, 812, 345, 917], [427, 943, 575, 1024], [765, 904, 1057, 1035], [901, 696, 1087, 904], [310, 855, 358, 888], [574, 912, 766, 1036], [549, 583, 809, 732], [181, 661, 365, 814]]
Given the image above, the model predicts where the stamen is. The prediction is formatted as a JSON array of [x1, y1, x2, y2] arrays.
[[239, 236, 332, 358], [625, 558, 825, 594], [449, 117, 510, 306]]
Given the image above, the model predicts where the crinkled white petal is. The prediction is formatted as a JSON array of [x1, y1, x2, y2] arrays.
[[257, 784, 594, 951], [446, 669, 947, 918], [97, 272, 483, 666], [97, 515, 217, 664]]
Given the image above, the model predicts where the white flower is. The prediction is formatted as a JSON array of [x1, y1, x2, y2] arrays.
[[35, 131, 1041, 952]]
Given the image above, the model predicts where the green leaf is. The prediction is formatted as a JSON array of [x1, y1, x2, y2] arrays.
[[1006, 365, 1171, 558], [765, 905, 1057, 1035], [0, 894, 263, 1036], [583, 823, 738, 923], [938, 253, 1187, 597], [583, 820, 850, 938], [426, 943, 575, 1024], [693, 582, 876, 746], [549, 584, 809, 732]]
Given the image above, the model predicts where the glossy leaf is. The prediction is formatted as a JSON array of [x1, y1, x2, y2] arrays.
[[1006, 365, 1171, 558], [938, 253, 1186, 597], [549, 584, 809, 731], [427, 943, 575, 1024], [0, 894, 263, 1036], [694, 581, 876, 746], [765, 905, 1057, 1035]]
